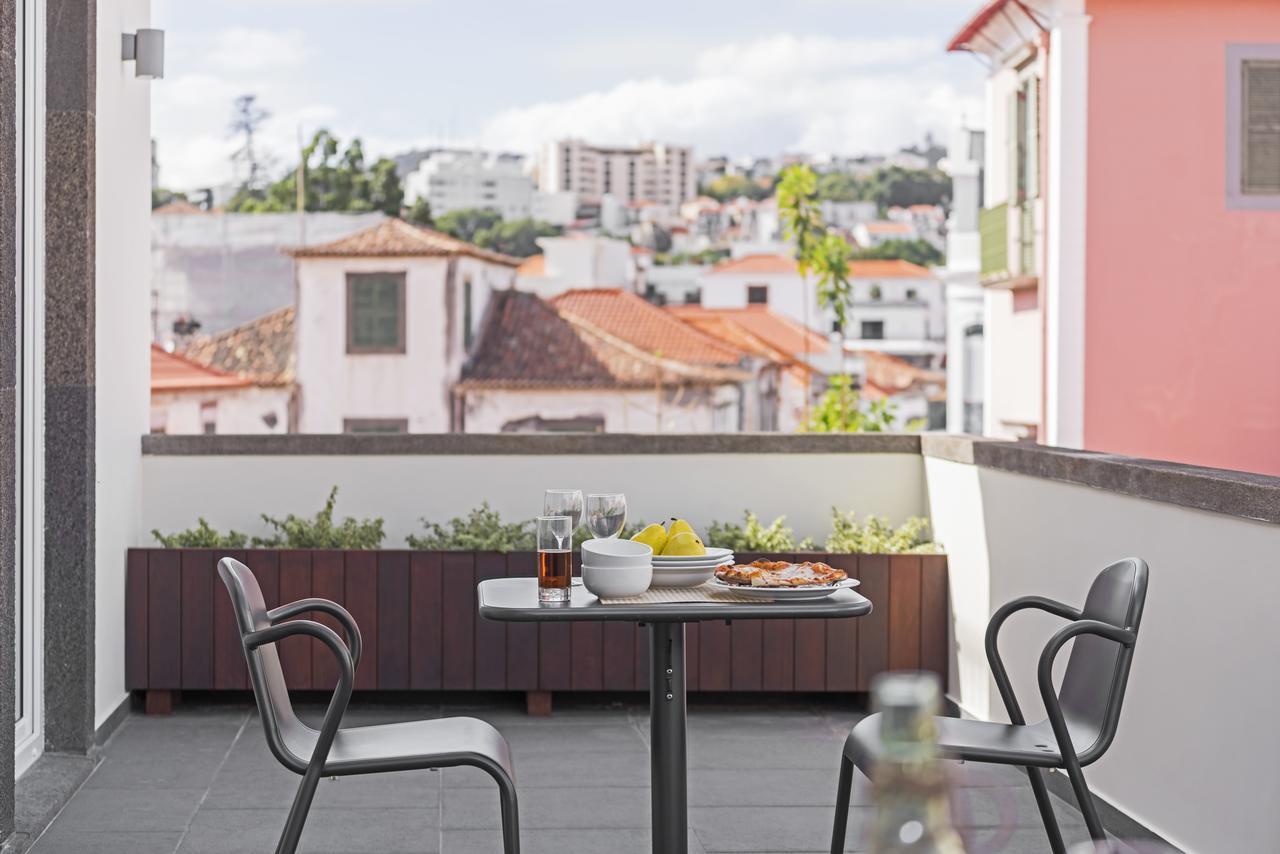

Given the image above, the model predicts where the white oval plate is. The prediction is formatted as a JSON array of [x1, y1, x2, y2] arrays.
[[651, 548, 733, 563], [709, 577, 861, 600], [651, 558, 733, 571]]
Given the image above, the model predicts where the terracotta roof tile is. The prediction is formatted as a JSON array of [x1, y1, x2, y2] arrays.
[[151, 345, 251, 393], [706, 254, 933, 278], [551, 289, 744, 366], [517, 254, 546, 276], [153, 199, 208, 215], [857, 350, 945, 397], [183, 307, 295, 386], [667, 306, 827, 365], [286, 218, 521, 266], [864, 221, 915, 234]]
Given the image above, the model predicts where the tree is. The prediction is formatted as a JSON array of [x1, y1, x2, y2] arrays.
[[852, 238, 944, 267], [404, 197, 433, 227], [151, 187, 189, 210], [433, 208, 503, 244], [700, 173, 771, 202], [228, 94, 271, 195], [474, 218, 561, 258], [801, 375, 899, 433], [862, 166, 950, 209], [816, 172, 865, 202]]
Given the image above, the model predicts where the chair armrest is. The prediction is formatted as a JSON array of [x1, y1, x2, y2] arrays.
[[1036, 619, 1138, 762], [244, 619, 353, 773], [268, 598, 362, 669], [985, 596, 1082, 725]]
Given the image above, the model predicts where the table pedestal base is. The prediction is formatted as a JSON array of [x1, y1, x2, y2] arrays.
[[649, 622, 688, 854]]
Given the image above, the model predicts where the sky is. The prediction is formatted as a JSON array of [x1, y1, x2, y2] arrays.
[[151, 0, 987, 191]]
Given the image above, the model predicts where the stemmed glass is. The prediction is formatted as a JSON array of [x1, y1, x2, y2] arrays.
[[543, 489, 584, 582], [587, 493, 628, 539]]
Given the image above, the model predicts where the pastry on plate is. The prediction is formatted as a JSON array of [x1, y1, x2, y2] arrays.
[[715, 559, 847, 588]]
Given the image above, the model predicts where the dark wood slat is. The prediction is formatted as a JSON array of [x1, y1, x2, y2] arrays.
[[147, 550, 182, 690], [856, 554, 890, 691], [441, 552, 476, 690], [474, 552, 508, 690], [919, 555, 949, 683], [571, 621, 604, 691], [761, 619, 794, 691], [730, 617, 764, 691], [409, 552, 443, 690], [376, 552, 411, 690], [790, 551, 826, 691], [888, 555, 923, 671], [212, 550, 246, 690], [277, 551, 313, 689], [311, 551, 346, 689], [823, 553, 860, 692], [698, 618, 732, 692], [125, 550, 149, 689], [505, 553, 539, 690], [684, 622, 699, 691], [180, 550, 215, 690], [344, 551, 378, 690], [635, 622, 650, 691], [602, 621, 636, 691], [539, 617, 573, 692]]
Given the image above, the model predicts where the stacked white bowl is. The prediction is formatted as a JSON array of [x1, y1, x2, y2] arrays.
[[649, 547, 735, 588], [581, 538, 653, 597]]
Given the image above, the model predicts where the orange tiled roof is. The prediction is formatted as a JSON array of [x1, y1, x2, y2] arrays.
[[551, 289, 744, 367], [183, 307, 295, 386], [864, 221, 914, 234], [153, 199, 207, 215], [286, 218, 521, 267], [707, 254, 933, 279], [517, 254, 546, 276], [856, 351, 945, 400], [151, 345, 251, 393], [666, 306, 827, 365]]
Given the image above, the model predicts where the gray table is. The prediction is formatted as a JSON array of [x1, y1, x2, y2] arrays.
[[477, 578, 873, 854]]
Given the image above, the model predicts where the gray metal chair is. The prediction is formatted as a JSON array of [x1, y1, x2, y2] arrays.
[[830, 557, 1148, 854], [218, 557, 521, 854]]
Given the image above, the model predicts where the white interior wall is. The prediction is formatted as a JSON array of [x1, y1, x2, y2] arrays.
[[94, 0, 152, 726], [140, 452, 927, 549]]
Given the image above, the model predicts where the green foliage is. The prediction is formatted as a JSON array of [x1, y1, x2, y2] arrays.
[[852, 238, 944, 268], [407, 502, 535, 552], [252, 487, 385, 549], [801, 375, 901, 433], [151, 188, 189, 210], [228, 129, 403, 216], [814, 232, 854, 332], [816, 172, 864, 202], [777, 165, 823, 278], [700, 174, 772, 202], [477, 218, 561, 258], [433, 208, 504, 244], [826, 510, 939, 554], [814, 167, 950, 210], [653, 248, 730, 267], [151, 518, 248, 549], [707, 512, 813, 552], [404, 197, 433, 226]]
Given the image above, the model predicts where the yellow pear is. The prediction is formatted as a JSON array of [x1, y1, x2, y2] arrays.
[[631, 523, 668, 555], [667, 518, 696, 539], [662, 531, 707, 556]]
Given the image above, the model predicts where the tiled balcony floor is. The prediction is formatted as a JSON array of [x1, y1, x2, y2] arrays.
[[29, 697, 1124, 853]]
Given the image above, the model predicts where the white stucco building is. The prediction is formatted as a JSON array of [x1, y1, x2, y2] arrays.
[[286, 219, 520, 432], [514, 234, 639, 298], [149, 345, 290, 435], [539, 139, 696, 209], [402, 151, 533, 219], [940, 126, 987, 434]]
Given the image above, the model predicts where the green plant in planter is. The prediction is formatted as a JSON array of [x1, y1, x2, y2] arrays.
[[151, 518, 248, 549], [408, 502, 535, 552], [252, 486, 385, 549], [825, 509, 940, 554], [706, 511, 815, 552]]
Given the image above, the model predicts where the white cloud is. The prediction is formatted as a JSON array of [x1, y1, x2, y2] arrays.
[[207, 28, 311, 73], [479, 35, 981, 158]]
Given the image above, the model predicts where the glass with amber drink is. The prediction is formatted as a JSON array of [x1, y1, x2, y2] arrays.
[[536, 515, 573, 604]]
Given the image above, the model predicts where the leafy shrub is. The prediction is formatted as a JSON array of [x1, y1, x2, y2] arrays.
[[825, 510, 939, 554], [706, 511, 814, 552], [252, 487, 385, 549], [151, 518, 248, 549], [408, 502, 536, 552]]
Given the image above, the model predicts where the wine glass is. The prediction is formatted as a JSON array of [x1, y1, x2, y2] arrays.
[[586, 493, 627, 539], [542, 489, 584, 532]]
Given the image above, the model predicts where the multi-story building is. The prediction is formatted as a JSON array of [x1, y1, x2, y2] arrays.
[[402, 150, 533, 219], [951, 0, 1280, 474], [939, 126, 986, 435], [539, 139, 696, 209]]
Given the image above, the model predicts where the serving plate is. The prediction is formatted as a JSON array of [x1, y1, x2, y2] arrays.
[[708, 577, 861, 601], [651, 547, 733, 564]]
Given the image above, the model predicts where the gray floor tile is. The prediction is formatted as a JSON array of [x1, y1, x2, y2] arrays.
[[688, 768, 874, 807], [440, 828, 706, 854], [178, 807, 439, 854], [29, 830, 183, 854], [47, 787, 203, 833], [691, 805, 876, 852], [444, 786, 648, 830]]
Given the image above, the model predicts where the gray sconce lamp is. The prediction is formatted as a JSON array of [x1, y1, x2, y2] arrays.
[[122, 29, 164, 79]]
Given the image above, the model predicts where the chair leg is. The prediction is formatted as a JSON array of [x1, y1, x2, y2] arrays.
[[830, 754, 855, 854], [1061, 756, 1107, 843], [496, 773, 521, 854], [1025, 767, 1067, 854], [277, 766, 323, 854]]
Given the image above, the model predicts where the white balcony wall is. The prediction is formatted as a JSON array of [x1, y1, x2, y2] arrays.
[[139, 451, 927, 548], [927, 456, 1280, 854], [95, 0, 152, 727]]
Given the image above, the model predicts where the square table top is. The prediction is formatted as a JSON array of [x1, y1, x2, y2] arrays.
[[477, 577, 873, 624]]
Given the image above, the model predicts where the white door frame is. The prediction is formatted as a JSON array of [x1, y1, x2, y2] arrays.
[[14, 0, 46, 779]]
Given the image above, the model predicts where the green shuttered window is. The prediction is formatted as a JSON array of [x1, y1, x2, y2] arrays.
[[347, 273, 406, 353]]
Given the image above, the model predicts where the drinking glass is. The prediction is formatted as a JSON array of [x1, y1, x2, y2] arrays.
[[536, 515, 573, 604], [542, 489, 584, 532], [586, 493, 627, 539]]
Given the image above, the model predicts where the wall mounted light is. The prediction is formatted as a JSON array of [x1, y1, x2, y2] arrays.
[[122, 29, 165, 79]]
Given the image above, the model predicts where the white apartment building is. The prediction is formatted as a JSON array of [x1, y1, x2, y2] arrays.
[[515, 234, 638, 298], [940, 127, 987, 435], [539, 140, 696, 209], [403, 151, 533, 219]]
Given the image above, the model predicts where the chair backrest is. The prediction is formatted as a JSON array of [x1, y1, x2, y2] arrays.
[[217, 557, 306, 770], [1057, 557, 1149, 760]]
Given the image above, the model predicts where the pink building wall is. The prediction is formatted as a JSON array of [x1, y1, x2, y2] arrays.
[[1085, 0, 1280, 475]]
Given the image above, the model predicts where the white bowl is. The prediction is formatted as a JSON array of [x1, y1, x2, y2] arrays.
[[582, 562, 652, 597], [647, 566, 717, 588], [581, 538, 653, 568]]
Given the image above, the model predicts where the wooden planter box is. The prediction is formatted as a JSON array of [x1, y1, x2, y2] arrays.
[[125, 549, 948, 714]]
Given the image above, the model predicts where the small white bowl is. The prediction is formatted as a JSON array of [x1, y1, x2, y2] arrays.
[[581, 538, 653, 568], [582, 562, 652, 597], [648, 566, 717, 588]]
